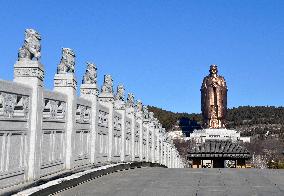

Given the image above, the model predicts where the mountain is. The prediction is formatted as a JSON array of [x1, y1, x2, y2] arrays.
[[148, 105, 284, 137]]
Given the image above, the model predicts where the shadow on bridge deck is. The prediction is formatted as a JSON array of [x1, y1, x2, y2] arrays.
[[14, 162, 166, 196]]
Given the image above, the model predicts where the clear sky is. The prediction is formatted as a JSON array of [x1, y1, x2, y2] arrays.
[[0, 0, 283, 113]]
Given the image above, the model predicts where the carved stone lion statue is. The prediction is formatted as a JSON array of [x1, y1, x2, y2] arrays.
[[101, 74, 113, 94], [136, 100, 143, 112], [18, 29, 41, 61], [149, 112, 154, 120], [114, 85, 125, 109], [115, 85, 125, 101], [57, 48, 75, 74], [143, 106, 149, 119], [82, 62, 97, 84], [126, 93, 135, 108]]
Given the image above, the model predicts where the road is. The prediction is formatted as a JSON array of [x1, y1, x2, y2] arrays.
[[57, 168, 284, 196]]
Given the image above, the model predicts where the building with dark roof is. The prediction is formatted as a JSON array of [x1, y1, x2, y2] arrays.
[[187, 140, 251, 168]]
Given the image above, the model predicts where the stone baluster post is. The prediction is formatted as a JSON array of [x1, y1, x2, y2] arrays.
[[165, 130, 172, 168], [176, 154, 179, 168], [125, 93, 135, 161], [160, 139, 164, 166], [163, 141, 166, 167], [144, 122, 149, 162], [164, 141, 167, 167], [159, 125, 165, 165], [174, 149, 177, 168], [173, 147, 176, 168], [98, 75, 115, 162], [169, 147, 172, 168], [166, 133, 169, 167], [149, 112, 156, 163], [170, 146, 174, 168], [172, 145, 176, 168], [80, 62, 99, 164], [176, 155, 179, 168], [163, 140, 167, 166], [168, 144, 171, 168], [135, 100, 143, 162], [150, 125, 155, 163], [14, 29, 44, 180], [172, 149, 176, 168], [167, 143, 170, 167], [161, 129, 166, 166], [176, 150, 179, 168], [54, 48, 77, 169], [142, 106, 150, 162], [155, 121, 160, 164], [114, 84, 126, 162], [158, 137, 162, 164]]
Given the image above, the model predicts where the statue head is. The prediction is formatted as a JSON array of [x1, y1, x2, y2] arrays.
[[62, 48, 75, 59], [25, 28, 41, 41], [209, 64, 218, 76], [105, 74, 112, 84], [82, 62, 97, 84], [86, 62, 97, 72]]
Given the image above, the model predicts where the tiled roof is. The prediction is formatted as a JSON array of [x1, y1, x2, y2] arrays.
[[187, 140, 251, 159]]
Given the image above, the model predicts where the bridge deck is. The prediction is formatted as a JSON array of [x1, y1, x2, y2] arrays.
[[57, 168, 284, 196]]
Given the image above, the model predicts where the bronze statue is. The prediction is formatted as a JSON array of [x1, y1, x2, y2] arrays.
[[201, 65, 227, 128]]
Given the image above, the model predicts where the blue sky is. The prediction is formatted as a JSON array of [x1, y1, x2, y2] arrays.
[[0, 0, 283, 113]]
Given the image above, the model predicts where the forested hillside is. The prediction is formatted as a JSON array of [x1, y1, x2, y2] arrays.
[[148, 106, 284, 137], [147, 106, 202, 130]]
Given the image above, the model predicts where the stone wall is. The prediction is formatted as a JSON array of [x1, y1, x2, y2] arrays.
[[0, 29, 184, 191]]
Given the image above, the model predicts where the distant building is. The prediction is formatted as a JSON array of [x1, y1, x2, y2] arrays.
[[168, 130, 185, 140], [188, 140, 251, 168], [190, 128, 250, 144]]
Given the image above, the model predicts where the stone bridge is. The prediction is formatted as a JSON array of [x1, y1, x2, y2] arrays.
[[1, 29, 284, 196], [0, 29, 184, 195]]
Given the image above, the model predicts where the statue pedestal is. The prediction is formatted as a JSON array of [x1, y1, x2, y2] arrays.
[[80, 83, 99, 97], [14, 60, 44, 87], [54, 73, 77, 90], [99, 93, 115, 103]]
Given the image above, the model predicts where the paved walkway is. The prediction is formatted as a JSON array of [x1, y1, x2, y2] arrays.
[[57, 168, 284, 196]]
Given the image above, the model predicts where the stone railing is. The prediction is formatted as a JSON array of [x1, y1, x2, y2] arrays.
[[0, 29, 185, 192]]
